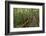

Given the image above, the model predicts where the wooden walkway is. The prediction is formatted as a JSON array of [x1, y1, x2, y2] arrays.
[[20, 18, 29, 27]]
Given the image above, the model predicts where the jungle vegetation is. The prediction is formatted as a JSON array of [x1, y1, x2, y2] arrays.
[[13, 8, 39, 28]]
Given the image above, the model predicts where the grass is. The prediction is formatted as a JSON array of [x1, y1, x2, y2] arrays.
[[13, 8, 39, 28]]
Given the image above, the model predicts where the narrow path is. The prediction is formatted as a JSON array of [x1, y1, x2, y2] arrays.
[[20, 19, 29, 27]]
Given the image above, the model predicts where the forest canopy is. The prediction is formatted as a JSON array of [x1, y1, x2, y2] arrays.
[[13, 8, 39, 28]]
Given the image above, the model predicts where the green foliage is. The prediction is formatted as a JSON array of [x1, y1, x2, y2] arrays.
[[13, 8, 39, 28]]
